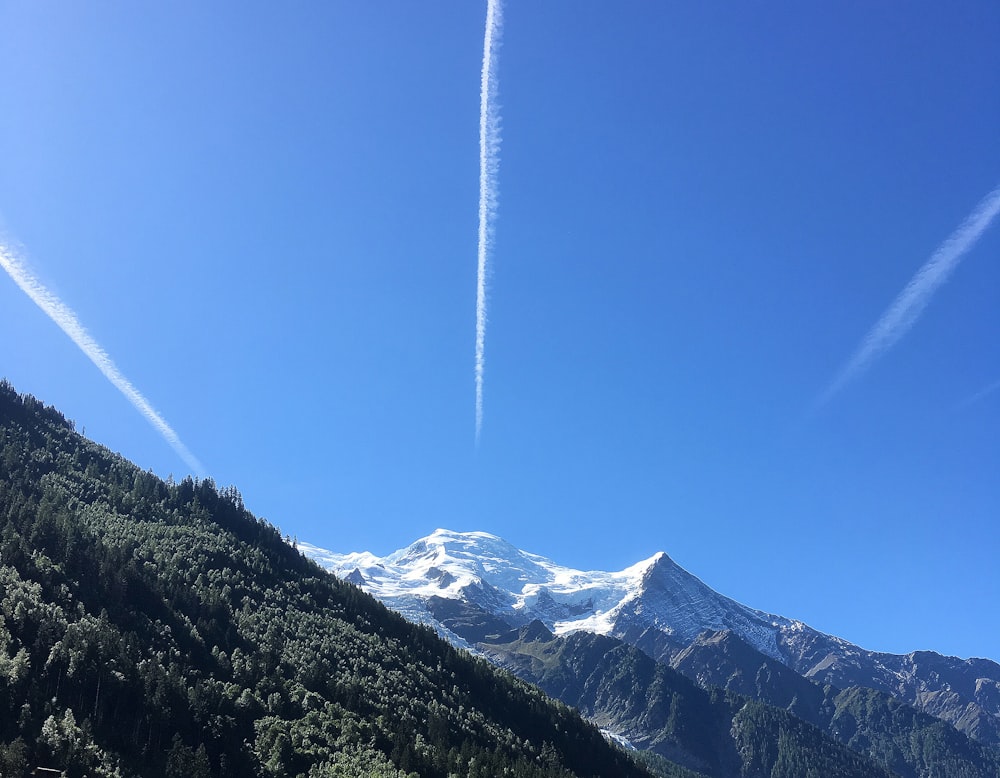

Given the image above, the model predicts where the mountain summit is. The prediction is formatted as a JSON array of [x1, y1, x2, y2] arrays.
[[303, 529, 690, 645], [304, 528, 795, 658]]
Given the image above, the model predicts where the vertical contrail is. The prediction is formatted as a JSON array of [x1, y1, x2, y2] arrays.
[[815, 183, 1000, 409], [0, 242, 204, 474], [475, 0, 503, 443]]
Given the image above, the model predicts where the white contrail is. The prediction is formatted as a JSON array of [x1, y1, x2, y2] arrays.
[[0, 242, 204, 474], [815, 184, 1000, 409], [475, 0, 503, 444]]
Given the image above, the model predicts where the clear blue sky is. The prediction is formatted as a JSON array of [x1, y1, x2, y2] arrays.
[[2, 2, 998, 661]]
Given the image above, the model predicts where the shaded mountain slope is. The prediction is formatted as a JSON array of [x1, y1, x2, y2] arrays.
[[671, 630, 1000, 778], [775, 630, 1000, 746], [480, 623, 1000, 778], [670, 630, 831, 729], [480, 622, 894, 778]]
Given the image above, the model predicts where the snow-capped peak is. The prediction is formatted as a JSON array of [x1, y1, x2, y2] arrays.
[[305, 528, 651, 622], [302, 529, 794, 659]]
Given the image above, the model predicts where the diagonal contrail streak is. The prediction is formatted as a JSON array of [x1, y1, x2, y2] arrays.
[[955, 377, 1000, 411], [815, 184, 1000, 409], [475, 0, 503, 444], [0, 242, 204, 474]]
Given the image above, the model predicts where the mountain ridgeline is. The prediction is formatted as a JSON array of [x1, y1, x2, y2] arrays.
[[308, 529, 1000, 778], [0, 381, 651, 778]]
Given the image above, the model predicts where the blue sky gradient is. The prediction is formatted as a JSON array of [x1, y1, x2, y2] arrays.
[[2, 1, 998, 661]]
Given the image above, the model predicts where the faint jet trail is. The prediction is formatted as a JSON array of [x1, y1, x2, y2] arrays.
[[475, 0, 503, 443], [955, 378, 1000, 411], [0, 242, 204, 474], [815, 184, 1000, 409]]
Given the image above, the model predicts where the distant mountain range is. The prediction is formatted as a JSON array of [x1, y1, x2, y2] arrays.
[[303, 528, 1000, 777]]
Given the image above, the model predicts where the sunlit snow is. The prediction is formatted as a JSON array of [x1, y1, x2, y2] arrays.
[[301, 529, 801, 660]]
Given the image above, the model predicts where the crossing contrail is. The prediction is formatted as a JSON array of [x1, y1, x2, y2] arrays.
[[815, 183, 1000, 409], [475, 0, 503, 444], [0, 242, 204, 474]]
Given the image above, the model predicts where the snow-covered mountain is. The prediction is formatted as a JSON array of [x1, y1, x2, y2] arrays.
[[302, 528, 1000, 747], [301, 528, 797, 657]]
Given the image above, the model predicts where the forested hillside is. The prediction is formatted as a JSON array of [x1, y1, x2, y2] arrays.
[[0, 381, 652, 778]]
